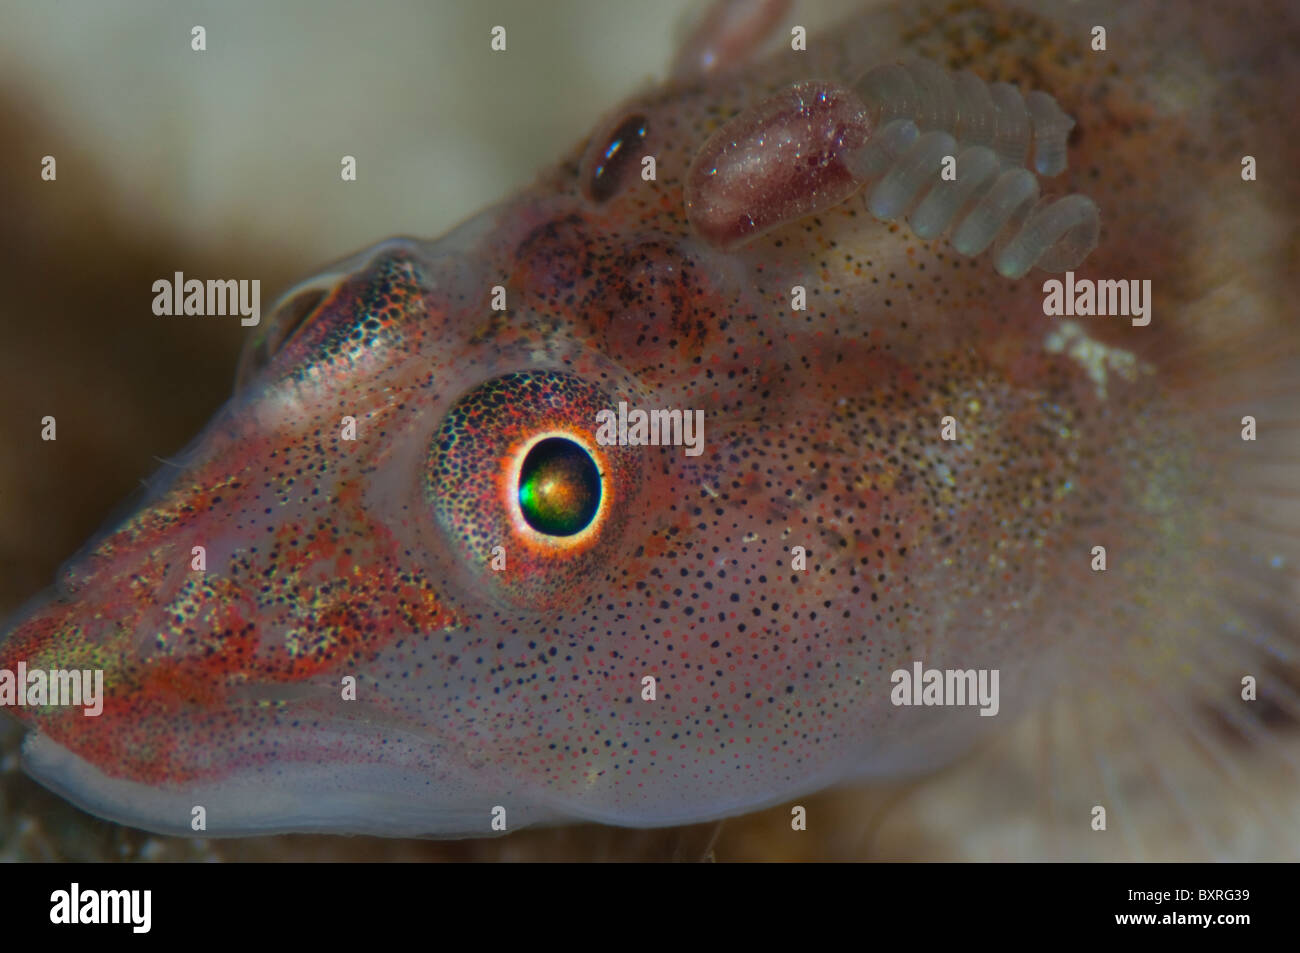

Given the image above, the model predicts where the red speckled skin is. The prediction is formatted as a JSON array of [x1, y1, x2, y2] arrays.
[[1, 0, 1297, 838]]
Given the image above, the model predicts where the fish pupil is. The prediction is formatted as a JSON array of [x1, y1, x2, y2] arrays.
[[517, 438, 601, 536]]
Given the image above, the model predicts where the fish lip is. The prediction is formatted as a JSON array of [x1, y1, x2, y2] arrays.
[[18, 728, 569, 839]]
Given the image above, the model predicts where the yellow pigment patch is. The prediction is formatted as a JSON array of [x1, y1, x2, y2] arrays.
[[1044, 321, 1150, 399]]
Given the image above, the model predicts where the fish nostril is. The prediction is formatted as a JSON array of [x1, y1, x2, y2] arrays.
[[264, 288, 327, 354], [234, 285, 328, 391]]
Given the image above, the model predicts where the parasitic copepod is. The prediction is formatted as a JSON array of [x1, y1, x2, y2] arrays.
[[2, 0, 1299, 859]]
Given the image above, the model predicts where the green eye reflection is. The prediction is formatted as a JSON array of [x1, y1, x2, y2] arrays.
[[517, 437, 601, 537]]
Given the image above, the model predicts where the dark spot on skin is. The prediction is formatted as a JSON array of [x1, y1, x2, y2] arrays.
[[584, 114, 649, 203]]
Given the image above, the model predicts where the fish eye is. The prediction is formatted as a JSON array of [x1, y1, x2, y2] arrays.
[[516, 436, 602, 537], [426, 370, 642, 609]]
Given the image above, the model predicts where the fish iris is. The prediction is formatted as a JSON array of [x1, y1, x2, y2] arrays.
[[517, 438, 601, 536]]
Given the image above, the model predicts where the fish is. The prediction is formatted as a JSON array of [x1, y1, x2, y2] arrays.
[[2, 0, 1298, 859]]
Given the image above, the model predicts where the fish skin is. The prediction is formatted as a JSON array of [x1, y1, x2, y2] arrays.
[[1, 0, 1298, 852]]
